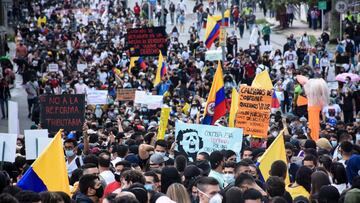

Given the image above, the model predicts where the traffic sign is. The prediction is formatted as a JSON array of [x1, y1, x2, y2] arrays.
[[318, 1, 327, 10], [335, 1, 348, 13]]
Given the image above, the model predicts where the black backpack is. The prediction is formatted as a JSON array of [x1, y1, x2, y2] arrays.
[[345, 40, 354, 53]]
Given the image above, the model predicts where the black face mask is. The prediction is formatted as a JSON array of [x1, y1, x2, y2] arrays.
[[95, 186, 104, 198], [114, 173, 121, 182]]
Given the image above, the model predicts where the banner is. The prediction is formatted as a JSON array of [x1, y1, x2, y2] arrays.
[[116, 89, 136, 101], [87, 90, 108, 105], [175, 122, 243, 162], [205, 50, 223, 61], [40, 94, 85, 132], [157, 108, 171, 140], [0, 133, 18, 162], [127, 27, 168, 56], [134, 91, 163, 109], [235, 85, 272, 138], [24, 129, 52, 160]]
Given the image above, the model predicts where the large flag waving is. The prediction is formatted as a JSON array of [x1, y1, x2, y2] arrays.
[[203, 61, 226, 125], [205, 16, 221, 49], [18, 130, 70, 194], [251, 70, 273, 90], [153, 51, 167, 86], [228, 88, 239, 127], [256, 130, 290, 185], [212, 9, 230, 26]]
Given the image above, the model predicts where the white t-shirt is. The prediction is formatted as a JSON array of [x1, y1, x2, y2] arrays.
[[74, 83, 88, 94], [284, 50, 297, 66], [100, 170, 115, 185], [66, 156, 83, 177], [322, 104, 341, 120]]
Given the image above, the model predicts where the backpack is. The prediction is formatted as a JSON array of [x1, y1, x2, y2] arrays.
[[345, 40, 354, 53]]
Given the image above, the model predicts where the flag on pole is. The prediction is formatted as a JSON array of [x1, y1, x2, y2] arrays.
[[212, 9, 230, 26], [256, 130, 290, 185], [203, 61, 226, 125], [229, 88, 239, 127], [251, 70, 273, 90], [153, 51, 167, 86], [271, 91, 280, 108], [18, 130, 70, 194], [205, 16, 221, 49]]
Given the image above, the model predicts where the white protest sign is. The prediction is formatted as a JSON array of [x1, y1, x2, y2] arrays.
[[205, 50, 223, 61], [87, 90, 108, 105], [24, 129, 51, 160], [175, 122, 243, 162], [134, 91, 163, 109], [77, 64, 87, 72], [48, 63, 59, 72], [0, 133, 18, 162], [8, 101, 19, 135]]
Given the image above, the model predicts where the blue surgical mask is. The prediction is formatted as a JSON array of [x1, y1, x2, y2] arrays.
[[155, 151, 166, 158], [144, 184, 154, 191], [65, 149, 75, 157], [331, 140, 338, 147], [223, 174, 235, 184]]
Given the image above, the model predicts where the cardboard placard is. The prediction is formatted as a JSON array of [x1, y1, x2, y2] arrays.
[[48, 63, 59, 72], [0, 133, 18, 162], [87, 90, 108, 105], [40, 94, 85, 132], [116, 89, 136, 101], [127, 27, 168, 56], [175, 122, 243, 162], [235, 85, 272, 138], [77, 64, 87, 72], [24, 129, 52, 160]]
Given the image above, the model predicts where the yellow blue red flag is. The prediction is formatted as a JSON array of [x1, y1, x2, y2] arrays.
[[18, 130, 70, 194], [256, 130, 290, 185], [205, 16, 221, 49], [154, 51, 167, 86], [212, 9, 230, 26], [203, 61, 226, 125]]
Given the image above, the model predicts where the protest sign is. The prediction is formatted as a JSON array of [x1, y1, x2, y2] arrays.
[[134, 91, 163, 109], [175, 122, 243, 162], [127, 27, 168, 56], [48, 63, 59, 72], [24, 129, 52, 160], [87, 90, 108, 105], [0, 133, 18, 162], [235, 85, 272, 138], [157, 108, 171, 140], [205, 50, 223, 61], [40, 94, 85, 132], [116, 89, 136, 101], [8, 101, 19, 135], [77, 64, 87, 72]]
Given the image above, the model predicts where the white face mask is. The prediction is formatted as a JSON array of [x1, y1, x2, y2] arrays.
[[209, 193, 223, 203], [223, 173, 235, 184], [356, 134, 360, 144], [155, 151, 166, 158]]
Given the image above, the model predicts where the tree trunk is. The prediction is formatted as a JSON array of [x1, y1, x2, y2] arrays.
[[330, 0, 340, 41]]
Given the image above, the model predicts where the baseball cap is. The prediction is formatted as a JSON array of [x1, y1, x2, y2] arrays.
[[150, 153, 165, 165]]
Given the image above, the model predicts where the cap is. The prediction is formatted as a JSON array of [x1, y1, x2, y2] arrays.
[[125, 154, 140, 165], [150, 153, 164, 165], [316, 138, 332, 152]]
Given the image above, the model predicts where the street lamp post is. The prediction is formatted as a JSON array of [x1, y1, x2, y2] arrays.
[[221, 0, 226, 63], [161, 0, 165, 26]]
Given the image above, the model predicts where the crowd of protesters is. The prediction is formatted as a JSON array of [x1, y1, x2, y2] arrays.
[[0, 0, 360, 203]]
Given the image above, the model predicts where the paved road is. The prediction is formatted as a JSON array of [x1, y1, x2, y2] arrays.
[[0, 0, 322, 134]]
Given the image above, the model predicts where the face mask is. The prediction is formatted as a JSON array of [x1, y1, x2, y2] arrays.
[[65, 149, 75, 157], [155, 151, 166, 158], [95, 186, 104, 198], [223, 174, 235, 184], [271, 131, 278, 137], [356, 119, 360, 122], [79, 80, 83, 84], [331, 140, 338, 147], [270, 118, 275, 123], [209, 193, 223, 203], [144, 184, 154, 191], [356, 134, 360, 143]]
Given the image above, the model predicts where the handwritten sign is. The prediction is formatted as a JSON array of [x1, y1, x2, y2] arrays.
[[175, 122, 243, 162], [48, 63, 59, 72], [235, 85, 272, 138], [40, 94, 85, 132], [127, 27, 168, 56], [205, 50, 223, 61], [116, 89, 136, 101], [87, 90, 108, 105]]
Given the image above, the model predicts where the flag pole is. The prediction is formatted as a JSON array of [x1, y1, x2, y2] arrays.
[[221, 0, 226, 64]]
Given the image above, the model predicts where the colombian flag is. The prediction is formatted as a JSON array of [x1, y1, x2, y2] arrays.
[[154, 51, 167, 86], [271, 91, 280, 108], [212, 9, 230, 26], [203, 61, 226, 125], [18, 130, 70, 194], [138, 57, 147, 70], [256, 130, 290, 185], [205, 15, 221, 49], [129, 57, 147, 74]]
